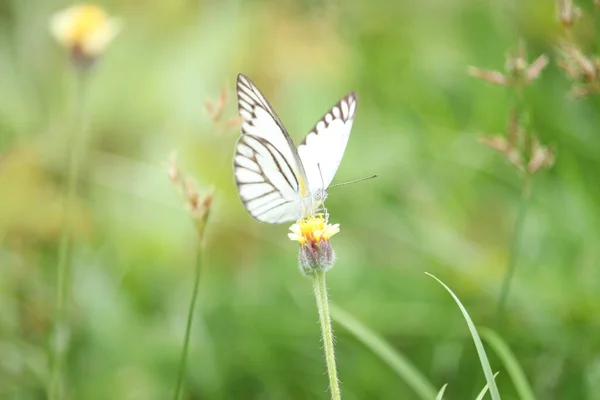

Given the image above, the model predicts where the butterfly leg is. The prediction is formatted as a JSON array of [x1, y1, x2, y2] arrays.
[[318, 202, 329, 222]]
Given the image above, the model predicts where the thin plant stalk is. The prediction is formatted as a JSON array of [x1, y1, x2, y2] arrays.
[[173, 239, 205, 400], [495, 179, 531, 323], [49, 70, 90, 400], [494, 61, 536, 322], [312, 270, 341, 400]]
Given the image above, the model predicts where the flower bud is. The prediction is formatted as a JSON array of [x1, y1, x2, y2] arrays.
[[289, 216, 339, 276], [298, 238, 336, 276]]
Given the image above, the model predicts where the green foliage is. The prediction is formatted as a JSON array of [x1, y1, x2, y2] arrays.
[[426, 273, 500, 400], [331, 304, 437, 400], [1, 0, 599, 398], [476, 372, 500, 400], [436, 384, 448, 400], [480, 328, 536, 400]]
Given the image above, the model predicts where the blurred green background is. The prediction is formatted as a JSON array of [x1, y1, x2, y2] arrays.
[[2, 0, 600, 398]]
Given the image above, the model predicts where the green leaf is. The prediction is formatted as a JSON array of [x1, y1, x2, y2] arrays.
[[475, 372, 500, 400], [330, 304, 438, 400], [480, 328, 536, 400], [436, 383, 448, 400], [425, 273, 501, 400]]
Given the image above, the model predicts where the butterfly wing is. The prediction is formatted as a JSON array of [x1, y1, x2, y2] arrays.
[[234, 74, 309, 224], [297, 92, 357, 193]]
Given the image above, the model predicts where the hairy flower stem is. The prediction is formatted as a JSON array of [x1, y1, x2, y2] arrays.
[[312, 270, 341, 400], [49, 71, 89, 400], [495, 179, 531, 324], [173, 238, 205, 400]]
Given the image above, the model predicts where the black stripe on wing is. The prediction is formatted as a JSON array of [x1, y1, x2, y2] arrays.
[[240, 134, 299, 193], [233, 135, 298, 223], [257, 137, 299, 192], [235, 73, 310, 195], [300, 92, 358, 145], [236, 74, 288, 135]]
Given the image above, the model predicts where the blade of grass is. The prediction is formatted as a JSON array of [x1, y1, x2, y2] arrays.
[[436, 383, 448, 400], [329, 304, 437, 400], [480, 328, 536, 400], [475, 372, 499, 400], [425, 273, 501, 400]]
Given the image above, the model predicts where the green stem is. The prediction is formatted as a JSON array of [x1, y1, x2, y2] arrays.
[[173, 240, 204, 400], [312, 270, 341, 400], [495, 178, 531, 323], [49, 70, 89, 400]]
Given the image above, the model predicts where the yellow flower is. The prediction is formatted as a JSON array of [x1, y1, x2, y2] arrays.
[[288, 215, 340, 246], [50, 4, 121, 61]]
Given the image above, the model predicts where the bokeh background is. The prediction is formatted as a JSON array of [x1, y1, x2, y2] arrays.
[[2, 0, 600, 398]]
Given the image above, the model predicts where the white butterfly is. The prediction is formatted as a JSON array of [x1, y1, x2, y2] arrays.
[[233, 74, 357, 224]]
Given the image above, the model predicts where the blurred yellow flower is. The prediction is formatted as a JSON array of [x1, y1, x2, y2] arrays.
[[288, 216, 339, 246], [50, 4, 121, 61]]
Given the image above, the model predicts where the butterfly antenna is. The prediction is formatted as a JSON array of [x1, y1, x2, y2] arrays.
[[329, 175, 378, 189]]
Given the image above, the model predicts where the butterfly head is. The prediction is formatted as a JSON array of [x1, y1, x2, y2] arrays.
[[311, 189, 328, 217], [300, 189, 328, 219], [313, 189, 328, 204]]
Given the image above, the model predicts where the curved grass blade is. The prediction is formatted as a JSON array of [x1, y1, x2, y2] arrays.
[[476, 372, 499, 400], [436, 383, 448, 400], [329, 303, 438, 400], [425, 273, 501, 400], [480, 328, 536, 400], [435, 373, 498, 400]]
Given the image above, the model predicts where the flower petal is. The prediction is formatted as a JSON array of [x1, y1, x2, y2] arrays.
[[324, 224, 340, 239], [289, 223, 301, 234], [289, 215, 339, 246], [83, 18, 121, 56]]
